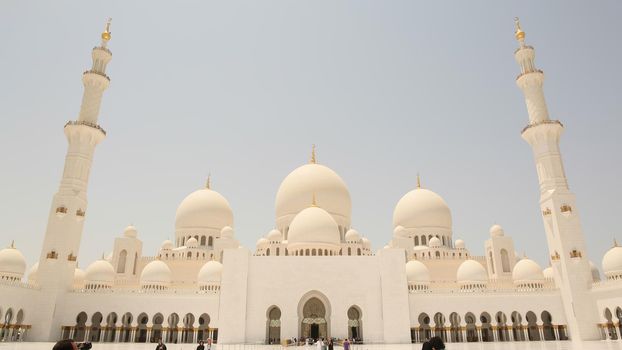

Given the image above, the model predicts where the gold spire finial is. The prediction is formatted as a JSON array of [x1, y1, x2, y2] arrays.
[[206, 173, 212, 189], [514, 17, 525, 41], [614, 238, 619, 247], [101, 18, 112, 41], [416, 173, 421, 189], [101, 252, 105, 260], [310, 144, 317, 164], [10, 240, 15, 249], [311, 193, 318, 207]]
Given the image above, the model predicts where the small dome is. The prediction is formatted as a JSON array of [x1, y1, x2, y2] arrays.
[[406, 260, 430, 283], [454, 239, 465, 249], [140, 260, 172, 286], [221, 226, 234, 238], [457, 260, 487, 283], [27, 262, 39, 283], [123, 225, 138, 238], [393, 188, 452, 230], [602, 245, 622, 279], [543, 266, 554, 280], [393, 225, 408, 238], [74, 268, 86, 288], [512, 258, 544, 282], [256, 237, 268, 247], [589, 261, 601, 282], [85, 259, 115, 284], [186, 237, 198, 248], [345, 229, 361, 242], [287, 206, 341, 246], [0, 244, 27, 280], [429, 237, 441, 248], [175, 188, 233, 231], [276, 163, 351, 229], [198, 260, 223, 284], [267, 229, 283, 242], [160, 240, 174, 250], [489, 224, 504, 237]]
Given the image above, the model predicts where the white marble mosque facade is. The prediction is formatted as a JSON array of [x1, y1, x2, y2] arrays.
[[1, 20, 622, 346]]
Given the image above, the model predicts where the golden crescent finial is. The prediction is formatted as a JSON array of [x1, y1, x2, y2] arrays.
[[101, 18, 112, 41], [10, 240, 15, 248], [311, 193, 318, 207], [310, 144, 317, 164], [514, 17, 525, 41], [416, 173, 421, 189], [206, 173, 212, 189], [614, 238, 619, 247]]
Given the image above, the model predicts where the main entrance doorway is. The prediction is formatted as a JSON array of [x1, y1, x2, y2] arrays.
[[301, 297, 328, 340]]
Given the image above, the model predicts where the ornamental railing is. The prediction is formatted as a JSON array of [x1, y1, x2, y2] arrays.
[[521, 120, 563, 134], [83, 70, 110, 81], [64, 120, 107, 135]]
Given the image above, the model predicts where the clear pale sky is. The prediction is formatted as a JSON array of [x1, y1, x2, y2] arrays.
[[1, 1, 620, 273]]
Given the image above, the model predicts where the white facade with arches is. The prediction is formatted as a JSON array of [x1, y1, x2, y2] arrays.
[[2, 19, 622, 346]]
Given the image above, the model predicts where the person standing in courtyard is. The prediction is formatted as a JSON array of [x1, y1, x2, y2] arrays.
[[207, 337, 213, 349], [422, 336, 445, 350], [196, 340, 205, 350], [155, 338, 167, 350], [327, 338, 334, 350], [343, 338, 350, 350]]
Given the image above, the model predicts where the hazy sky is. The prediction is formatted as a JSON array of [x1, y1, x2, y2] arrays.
[[1, 1, 620, 273]]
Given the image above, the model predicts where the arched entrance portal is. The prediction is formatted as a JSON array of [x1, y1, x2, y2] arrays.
[[299, 296, 329, 341], [266, 306, 281, 344], [347, 306, 362, 341]]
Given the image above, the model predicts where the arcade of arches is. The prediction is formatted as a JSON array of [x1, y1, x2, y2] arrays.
[[61, 312, 216, 344], [0, 307, 29, 342], [411, 310, 568, 343]]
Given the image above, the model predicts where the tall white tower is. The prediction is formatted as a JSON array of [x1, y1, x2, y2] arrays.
[[514, 19, 600, 340], [32, 20, 113, 341]]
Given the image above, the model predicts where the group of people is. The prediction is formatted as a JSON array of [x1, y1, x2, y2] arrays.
[[52, 338, 214, 350]]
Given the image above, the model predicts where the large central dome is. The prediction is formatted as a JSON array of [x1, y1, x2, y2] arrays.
[[393, 188, 452, 230], [175, 187, 233, 231], [276, 162, 351, 231]]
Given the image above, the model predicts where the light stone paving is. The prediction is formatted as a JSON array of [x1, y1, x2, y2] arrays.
[[1, 342, 622, 350]]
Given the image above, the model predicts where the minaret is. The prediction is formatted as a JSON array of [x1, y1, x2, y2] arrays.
[[32, 20, 113, 341], [514, 18, 600, 340]]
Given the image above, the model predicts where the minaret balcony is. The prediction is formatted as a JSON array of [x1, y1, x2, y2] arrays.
[[521, 120, 563, 134], [83, 70, 110, 82], [64, 120, 107, 136], [516, 69, 543, 81], [93, 46, 112, 55]]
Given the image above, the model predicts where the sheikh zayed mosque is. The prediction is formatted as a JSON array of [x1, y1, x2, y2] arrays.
[[0, 18, 621, 346]]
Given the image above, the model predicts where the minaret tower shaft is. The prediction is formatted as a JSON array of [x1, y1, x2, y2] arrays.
[[514, 18, 600, 340], [33, 20, 113, 341]]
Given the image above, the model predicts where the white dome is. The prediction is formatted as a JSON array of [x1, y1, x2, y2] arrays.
[[140, 260, 172, 285], [288, 206, 340, 246], [406, 260, 430, 283], [457, 260, 487, 283], [186, 237, 198, 248], [85, 259, 115, 284], [489, 224, 505, 237], [161, 240, 174, 250], [0, 245, 27, 280], [27, 262, 39, 283], [267, 229, 283, 242], [74, 268, 86, 287], [393, 225, 408, 238], [256, 237, 268, 247], [198, 260, 223, 284], [276, 163, 351, 229], [512, 258, 544, 282], [589, 261, 601, 282], [543, 266, 554, 280], [393, 188, 452, 230], [455, 239, 465, 249], [602, 245, 622, 279], [429, 237, 441, 248], [123, 225, 138, 238], [175, 188, 233, 231], [345, 229, 361, 242], [221, 226, 234, 238]]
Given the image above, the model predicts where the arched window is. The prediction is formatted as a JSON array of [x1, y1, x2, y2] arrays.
[[421, 236, 427, 245], [435, 251, 440, 258], [266, 248, 271, 256], [117, 250, 127, 273], [208, 236, 213, 247], [501, 249, 510, 272], [276, 247, 280, 256], [312, 249, 317, 256], [357, 248, 361, 256], [348, 247, 352, 256], [200, 236, 206, 246], [414, 236, 419, 246], [187, 252, 192, 258]]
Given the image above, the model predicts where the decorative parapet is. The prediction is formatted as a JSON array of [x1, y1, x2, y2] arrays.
[[0, 278, 40, 290], [64, 120, 107, 136], [516, 69, 544, 81], [521, 120, 563, 134]]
